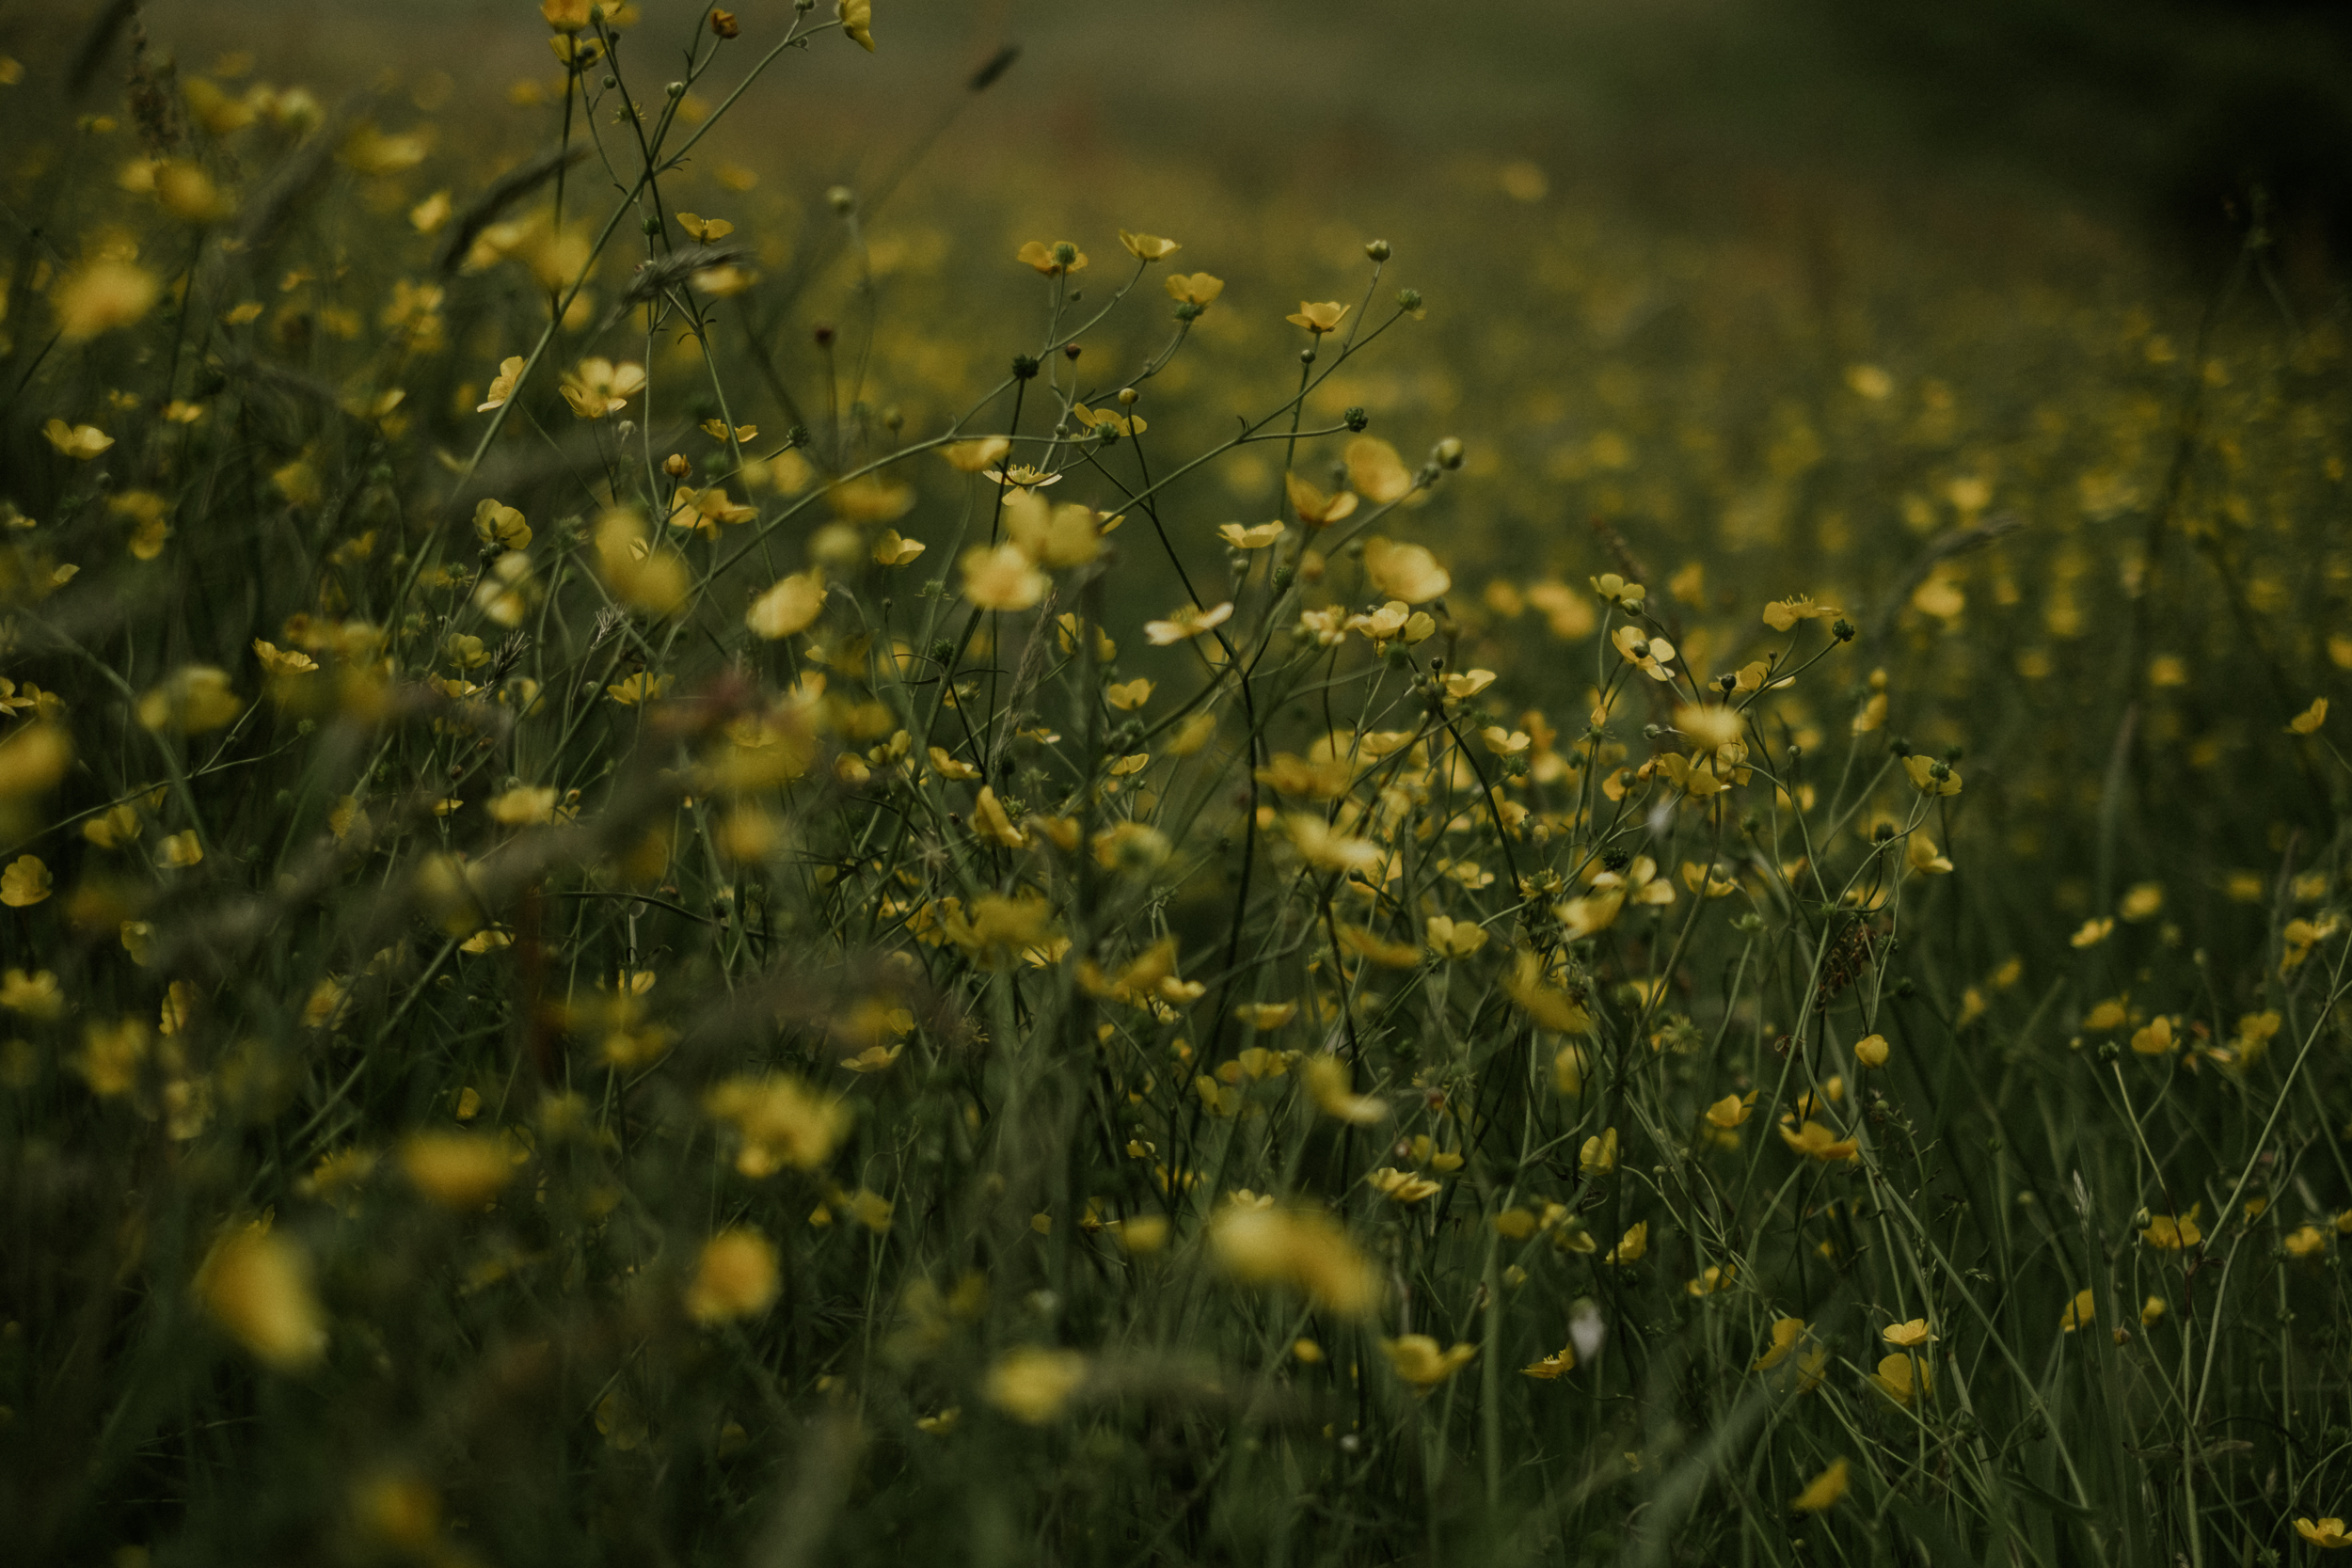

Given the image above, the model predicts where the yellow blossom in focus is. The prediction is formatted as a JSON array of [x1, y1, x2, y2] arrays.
[[1604, 1221, 1647, 1264], [2294, 1519, 2350, 1549], [476, 356, 525, 413], [558, 358, 645, 419], [1754, 1317, 1809, 1371], [1869, 1352, 1930, 1407], [1118, 229, 1180, 261], [1287, 301, 1347, 334], [1883, 1318, 1933, 1349], [2142, 1206, 2201, 1250], [1016, 240, 1087, 276]]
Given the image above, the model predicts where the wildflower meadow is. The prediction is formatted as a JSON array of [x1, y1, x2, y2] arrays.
[[2, 3, 2350, 1564]]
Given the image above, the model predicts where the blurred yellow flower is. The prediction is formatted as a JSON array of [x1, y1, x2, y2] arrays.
[[1869, 1352, 1929, 1407], [1165, 272, 1223, 308], [1780, 1120, 1859, 1162], [1361, 536, 1451, 603], [54, 257, 159, 341], [2290, 697, 2328, 735], [1580, 1126, 1619, 1173], [960, 543, 1048, 611], [747, 568, 828, 640], [1208, 1203, 1379, 1315], [1792, 1457, 1851, 1513], [400, 1132, 516, 1210], [1381, 1335, 1475, 1389], [197, 1224, 328, 1371], [1604, 1221, 1647, 1264], [0, 854, 53, 907], [1285, 470, 1358, 529], [1145, 600, 1232, 645], [987, 1347, 1086, 1422], [686, 1229, 781, 1323], [1753, 1317, 1809, 1371]]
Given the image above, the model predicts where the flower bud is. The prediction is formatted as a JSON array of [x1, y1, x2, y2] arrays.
[[1010, 354, 1040, 381], [1397, 288, 1423, 312], [663, 453, 691, 478], [1364, 239, 1391, 261], [826, 184, 855, 214], [1433, 436, 1464, 469], [709, 8, 739, 36], [1343, 406, 1368, 432], [1117, 387, 1138, 406]]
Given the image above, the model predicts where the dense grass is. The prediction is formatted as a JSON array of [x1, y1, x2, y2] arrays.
[[2, 6, 2350, 1566]]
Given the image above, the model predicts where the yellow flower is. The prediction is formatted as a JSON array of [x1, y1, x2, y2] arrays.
[[1579, 1127, 1619, 1174], [674, 212, 735, 243], [558, 357, 646, 419], [137, 666, 244, 733], [1361, 536, 1451, 603], [942, 436, 1010, 473], [836, 0, 874, 52], [746, 568, 828, 640], [1762, 595, 1841, 632], [196, 1224, 328, 1371], [2129, 1015, 2173, 1055], [1286, 300, 1348, 334], [1604, 1221, 1647, 1264], [2141, 1295, 2168, 1325], [0, 854, 52, 907], [1208, 1204, 1380, 1315], [2072, 917, 2115, 949], [1883, 1318, 1934, 1349], [986, 1347, 1089, 1423], [1016, 239, 1087, 277], [1299, 1056, 1383, 1124], [1780, 1119, 1860, 1162], [42, 419, 114, 459], [1868, 1352, 1930, 1407], [1753, 1317, 1809, 1371], [1704, 1092, 1756, 1130], [53, 257, 159, 341], [543, 0, 592, 30], [685, 1229, 780, 1323], [1145, 600, 1233, 645], [486, 786, 558, 826], [473, 498, 531, 550], [1791, 1457, 1851, 1513], [1854, 1034, 1890, 1068], [1907, 834, 1953, 875], [1520, 1346, 1576, 1379], [1218, 520, 1283, 550], [1902, 753, 1963, 797], [2295, 1518, 2350, 1549], [0, 967, 64, 1020], [1368, 1166, 1442, 1204], [1118, 229, 1180, 261], [706, 1073, 850, 1177], [2289, 697, 2328, 735], [2141, 1205, 2201, 1250], [959, 543, 1049, 611], [1424, 914, 1489, 959], [400, 1132, 517, 1210], [157, 830, 203, 868], [1380, 1334, 1477, 1389], [1284, 470, 1358, 529], [2285, 1226, 2327, 1260], [1611, 625, 1677, 682], [1345, 436, 1417, 503], [872, 529, 926, 565], [1165, 272, 1224, 308]]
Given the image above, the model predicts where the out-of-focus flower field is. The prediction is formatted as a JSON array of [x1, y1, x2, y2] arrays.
[[2, 3, 2350, 1564]]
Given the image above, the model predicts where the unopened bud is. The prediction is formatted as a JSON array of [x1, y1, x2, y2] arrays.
[[826, 184, 855, 214], [709, 8, 739, 37], [1117, 387, 1139, 406], [1364, 239, 1391, 261], [1434, 436, 1464, 469]]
